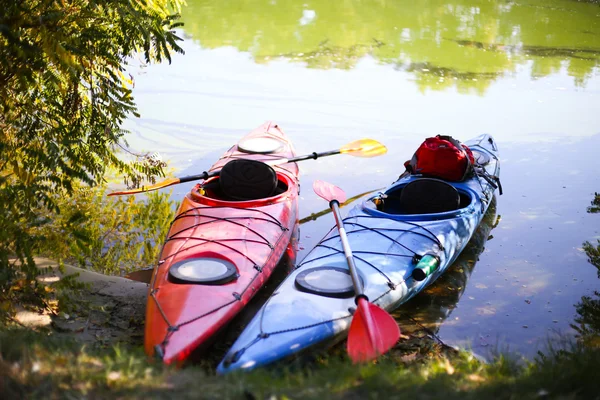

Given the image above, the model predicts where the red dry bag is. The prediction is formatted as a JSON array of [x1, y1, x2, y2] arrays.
[[405, 135, 474, 181]]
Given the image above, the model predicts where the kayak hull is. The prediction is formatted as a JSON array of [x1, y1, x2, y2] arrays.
[[144, 122, 299, 365], [217, 134, 500, 373]]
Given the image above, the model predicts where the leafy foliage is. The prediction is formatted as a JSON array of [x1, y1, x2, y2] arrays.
[[37, 183, 177, 275], [572, 291, 600, 348], [582, 192, 600, 278], [0, 0, 183, 319], [0, 179, 177, 322], [583, 240, 600, 278], [572, 191, 600, 347], [588, 192, 600, 214]]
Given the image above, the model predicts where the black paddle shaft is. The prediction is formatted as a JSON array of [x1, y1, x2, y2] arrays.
[[289, 149, 342, 162], [178, 149, 342, 184], [178, 170, 214, 184]]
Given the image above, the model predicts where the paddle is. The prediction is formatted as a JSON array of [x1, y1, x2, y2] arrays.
[[108, 138, 387, 196], [313, 180, 400, 363], [298, 187, 384, 225]]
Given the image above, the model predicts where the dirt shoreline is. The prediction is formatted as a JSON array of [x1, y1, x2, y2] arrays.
[[13, 258, 459, 368], [15, 258, 149, 348]]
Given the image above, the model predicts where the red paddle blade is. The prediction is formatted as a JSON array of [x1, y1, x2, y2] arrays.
[[347, 298, 400, 363], [313, 180, 347, 203]]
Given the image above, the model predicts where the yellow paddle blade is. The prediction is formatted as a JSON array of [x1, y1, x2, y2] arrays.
[[107, 177, 181, 196], [340, 138, 387, 158]]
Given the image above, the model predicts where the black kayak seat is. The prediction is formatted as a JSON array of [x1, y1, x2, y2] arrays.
[[219, 159, 278, 201], [398, 178, 460, 214]]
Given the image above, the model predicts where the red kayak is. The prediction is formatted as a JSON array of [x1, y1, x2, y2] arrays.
[[144, 122, 299, 365]]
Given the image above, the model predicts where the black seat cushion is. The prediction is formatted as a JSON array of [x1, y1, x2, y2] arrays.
[[219, 159, 278, 201], [398, 178, 460, 214]]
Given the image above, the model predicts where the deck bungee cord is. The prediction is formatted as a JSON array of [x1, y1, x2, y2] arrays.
[[168, 206, 288, 248], [140, 123, 303, 364], [150, 205, 289, 358], [223, 213, 441, 362]]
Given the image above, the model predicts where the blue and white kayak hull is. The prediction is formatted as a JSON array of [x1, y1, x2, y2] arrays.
[[218, 134, 501, 373]]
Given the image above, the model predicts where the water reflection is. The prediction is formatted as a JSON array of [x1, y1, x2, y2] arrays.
[[572, 193, 600, 348], [122, 0, 600, 360], [392, 197, 499, 346], [588, 193, 600, 214], [573, 293, 600, 348], [182, 0, 600, 92]]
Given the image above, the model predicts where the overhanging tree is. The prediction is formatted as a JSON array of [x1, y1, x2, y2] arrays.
[[0, 0, 183, 316]]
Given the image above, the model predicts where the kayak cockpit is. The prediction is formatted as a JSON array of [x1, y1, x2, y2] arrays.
[[199, 176, 289, 202], [190, 158, 294, 205], [364, 178, 475, 220]]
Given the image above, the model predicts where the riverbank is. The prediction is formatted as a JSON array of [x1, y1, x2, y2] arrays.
[[2, 323, 598, 399], [11, 258, 148, 349], [10, 258, 461, 366], [2, 259, 599, 399]]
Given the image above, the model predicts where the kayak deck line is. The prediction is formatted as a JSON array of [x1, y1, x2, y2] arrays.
[[220, 218, 448, 361], [151, 206, 288, 279], [144, 122, 300, 365], [150, 209, 291, 358], [222, 268, 413, 367], [221, 208, 449, 365], [316, 214, 444, 253], [165, 209, 288, 249], [223, 313, 354, 368], [173, 205, 286, 229]]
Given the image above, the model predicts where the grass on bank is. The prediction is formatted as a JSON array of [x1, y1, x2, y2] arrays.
[[1, 326, 599, 400], [3, 180, 599, 399]]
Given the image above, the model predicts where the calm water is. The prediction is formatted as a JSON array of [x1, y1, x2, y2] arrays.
[[123, 0, 600, 359]]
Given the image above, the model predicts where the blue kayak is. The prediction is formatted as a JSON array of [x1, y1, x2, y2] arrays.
[[217, 134, 501, 373]]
